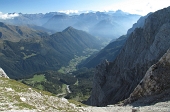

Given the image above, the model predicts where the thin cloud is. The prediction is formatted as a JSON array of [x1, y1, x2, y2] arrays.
[[0, 12, 19, 20], [103, 0, 170, 15], [58, 10, 79, 15]]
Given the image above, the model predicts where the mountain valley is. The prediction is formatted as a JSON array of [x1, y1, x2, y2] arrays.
[[0, 6, 170, 112], [0, 25, 101, 78]]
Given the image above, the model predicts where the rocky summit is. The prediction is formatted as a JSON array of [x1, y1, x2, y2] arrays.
[[89, 6, 170, 106]]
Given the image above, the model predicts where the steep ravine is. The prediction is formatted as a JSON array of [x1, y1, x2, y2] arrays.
[[89, 6, 170, 106]]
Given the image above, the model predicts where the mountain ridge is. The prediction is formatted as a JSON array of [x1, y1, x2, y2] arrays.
[[0, 22, 48, 42], [0, 10, 140, 40], [0, 25, 101, 78], [43, 11, 140, 39]]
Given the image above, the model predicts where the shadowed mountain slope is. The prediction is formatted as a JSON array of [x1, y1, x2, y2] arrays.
[[79, 35, 127, 68]]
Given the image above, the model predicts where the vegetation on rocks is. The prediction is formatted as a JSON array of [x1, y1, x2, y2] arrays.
[[0, 77, 89, 111]]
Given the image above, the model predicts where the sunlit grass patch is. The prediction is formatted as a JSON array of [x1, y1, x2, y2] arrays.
[[14, 103, 36, 109]]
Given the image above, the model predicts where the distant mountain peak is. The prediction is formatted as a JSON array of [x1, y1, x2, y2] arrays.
[[114, 9, 129, 15], [66, 26, 74, 30], [62, 26, 76, 32]]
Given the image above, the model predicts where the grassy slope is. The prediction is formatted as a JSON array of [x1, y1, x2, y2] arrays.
[[24, 74, 46, 82], [0, 77, 87, 111]]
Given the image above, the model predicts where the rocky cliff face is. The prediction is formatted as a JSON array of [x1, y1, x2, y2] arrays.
[[89, 6, 170, 106], [124, 48, 170, 105]]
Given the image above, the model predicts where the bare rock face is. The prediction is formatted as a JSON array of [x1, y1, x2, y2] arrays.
[[125, 48, 170, 104], [89, 6, 170, 106], [0, 67, 9, 78], [88, 60, 110, 106]]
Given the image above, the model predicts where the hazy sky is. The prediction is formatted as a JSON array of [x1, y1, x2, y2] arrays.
[[0, 0, 170, 15]]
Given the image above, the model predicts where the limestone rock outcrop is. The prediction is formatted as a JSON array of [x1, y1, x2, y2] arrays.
[[89, 6, 170, 106], [0, 67, 9, 78], [0, 76, 89, 111]]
